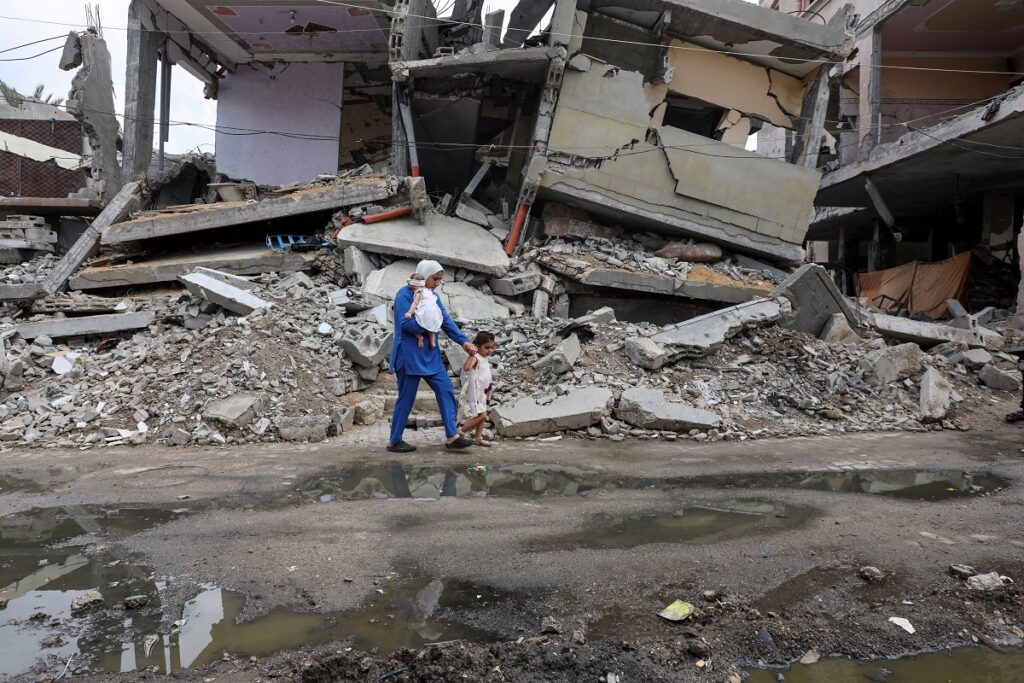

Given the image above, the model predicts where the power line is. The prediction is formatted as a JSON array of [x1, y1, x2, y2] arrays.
[[0, 33, 67, 55], [0, 44, 64, 62]]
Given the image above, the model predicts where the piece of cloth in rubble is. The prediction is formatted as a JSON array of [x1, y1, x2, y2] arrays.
[[464, 353, 493, 416], [416, 259, 444, 279], [388, 283, 468, 444], [413, 287, 443, 333]]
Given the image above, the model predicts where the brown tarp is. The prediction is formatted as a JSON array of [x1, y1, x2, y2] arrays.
[[857, 251, 971, 319]]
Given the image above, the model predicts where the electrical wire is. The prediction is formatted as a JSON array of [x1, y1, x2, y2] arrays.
[[0, 33, 67, 55], [0, 44, 64, 62]]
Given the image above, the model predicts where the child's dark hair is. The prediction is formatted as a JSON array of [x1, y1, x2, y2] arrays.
[[474, 330, 496, 346]]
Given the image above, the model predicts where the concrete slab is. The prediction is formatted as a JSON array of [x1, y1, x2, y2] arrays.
[[492, 387, 613, 437], [13, 311, 155, 339], [179, 271, 273, 316], [871, 313, 1003, 351], [615, 387, 720, 431], [979, 364, 1021, 392], [771, 264, 858, 336], [364, 260, 510, 321], [651, 298, 786, 355], [203, 393, 262, 428], [338, 323, 393, 368], [863, 343, 924, 386], [336, 213, 510, 277], [69, 245, 310, 290], [531, 334, 581, 374], [102, 176, 397, 244]]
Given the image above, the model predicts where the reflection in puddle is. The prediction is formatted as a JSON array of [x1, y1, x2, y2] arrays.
[[746, 646, 1024, 683], [532, 501, 810, 551], [302, 463, 1006, 503], [0, 506, 502, 678], [682, 470, 1007, 501]]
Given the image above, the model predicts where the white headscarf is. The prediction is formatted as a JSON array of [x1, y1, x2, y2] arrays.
[[416, 259, 444, 279]]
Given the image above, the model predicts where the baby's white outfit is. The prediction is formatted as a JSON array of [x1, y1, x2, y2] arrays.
[[413, 287, 443, 333], [465, 353, 493, 415]]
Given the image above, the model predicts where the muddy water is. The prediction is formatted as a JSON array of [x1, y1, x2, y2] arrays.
[[532, 501, 811, 551], [301, 463, 1006, 502], [0, 506, 502, 677], [746, 646, 1024, 682]]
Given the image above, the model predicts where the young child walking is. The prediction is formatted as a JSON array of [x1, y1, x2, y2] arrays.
[[459, 331, 496, 447], [404, 271, 442, 348]]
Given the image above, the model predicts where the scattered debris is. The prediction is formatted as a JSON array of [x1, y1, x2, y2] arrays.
[[657, 600, 694, 622], [888, 617, 915, 634]]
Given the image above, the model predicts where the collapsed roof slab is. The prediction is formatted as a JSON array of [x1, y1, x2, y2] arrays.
[[101, 176, 398, 245], [0, 197, 101, 217], [816, 84, 1024, 215], [589, 0, 854, 78], [391, 46, 562, 82], [68, 244, 314, 291], [337, 213, 510, 276]]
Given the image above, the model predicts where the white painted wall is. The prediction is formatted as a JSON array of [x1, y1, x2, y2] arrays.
[[215, 62, 344, 186]]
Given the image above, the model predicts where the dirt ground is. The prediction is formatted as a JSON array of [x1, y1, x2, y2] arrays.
[[1, 406, 1023, 682]]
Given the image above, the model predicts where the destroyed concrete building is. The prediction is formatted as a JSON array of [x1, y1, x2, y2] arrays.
[[2, 0, 1024, 450], [761, 0, 1024, 321]]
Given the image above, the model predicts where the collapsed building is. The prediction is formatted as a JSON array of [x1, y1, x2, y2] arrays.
[[2, 0, 1023, 449], [761, 0, 1024, 321]]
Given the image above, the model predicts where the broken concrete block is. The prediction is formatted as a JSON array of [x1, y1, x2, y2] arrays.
[[278, 272, 314, 292], [442, 282, 510, 321], [532, 334, 581, 374], [342, 246, 375, 285], [336, 213, 510, 276], [330, 406, 356, 433], [651, 298, 786, 357], [616, 388, 721, 431], [919, 368, 952, 424], [871, 313, 1003, 351], [444, 341, 469, 375], [531, 288, 551, 319], [323, 377, 350, 396], [979, 364, 1022, 392], [771, 264, 857, 336], [169, 428, 191, 447], [571, 306, 616, 327], [952, 348, 993, 370], [180, 272, 272, 316], [275, 416, 330, 442], [70, 589, 104, 615], [338, 323, 393, 368], [355, 396, 385, 426], [624, 336, 671, 370], [189, 267, 259, 291], [14, 311, 155, 340], [491, 387, 613, 438], [863, 343, 924, 385], [489, 271, 542, 297], [819, 312, 860, 344], [203, 393, 262, 428]]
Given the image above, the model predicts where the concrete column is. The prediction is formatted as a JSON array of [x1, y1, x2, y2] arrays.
[[858, 27, 882, 161], [122, 0, 160, 183], [836, 226, 848, 295]]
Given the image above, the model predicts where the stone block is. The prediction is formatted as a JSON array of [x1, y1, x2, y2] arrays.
[[615, 387, 720, 431], [919, 367, 952, 423], [624, 336, 671, 370], [489, 271, 542, 297], [863, 343, 924, 385], [338, 323, 393, 368], [275, 416, 331, 442], [180, 271, 272, 316], [771, 264, 857, 336], [355, 396, 386, 425], [532, 334, 581, 374], [203, 393, 262, 428], [330, 406, 356, 433], [491, 387, 613, 437], [979, 364, 1022, 392], [169, 428, 191, 446], [819, 312, 860, 344], [953, 348, 993, 370], [342, 246, 375, 284], [444, 340, 469, 375]]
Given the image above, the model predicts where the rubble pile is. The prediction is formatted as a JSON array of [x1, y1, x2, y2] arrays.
[[1, 254, 59, 287]]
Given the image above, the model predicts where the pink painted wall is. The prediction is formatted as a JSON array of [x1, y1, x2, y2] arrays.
[[215, 62, 344, 186]]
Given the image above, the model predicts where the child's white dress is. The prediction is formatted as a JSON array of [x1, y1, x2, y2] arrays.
[[464, 353, 493, 415], [413, 288, 443, 333]]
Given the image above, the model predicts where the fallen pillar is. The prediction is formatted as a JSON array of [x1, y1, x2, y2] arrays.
[[69, 245, 311, 290], [102, 177, 397, 244], [491, 387, 612, 437], [179, 271, 272, 316], [336, 213, 510, 277], [13, 311, 155, 339], [616, 387, 720, 431], [771, 264, 858, 336], [919, 368, 951, 424], [871, 313, 1003, 351]]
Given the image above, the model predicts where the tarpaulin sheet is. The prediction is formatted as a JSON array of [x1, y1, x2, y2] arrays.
[[858, 251, 971, 319]]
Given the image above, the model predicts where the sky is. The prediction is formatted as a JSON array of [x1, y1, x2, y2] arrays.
[[1, 0, 757, 155]]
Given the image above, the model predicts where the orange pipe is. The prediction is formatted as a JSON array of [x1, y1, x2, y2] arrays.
[[363, 206, 412, 224], [411, 164, 420, 177], [505, 202, 531, 256]]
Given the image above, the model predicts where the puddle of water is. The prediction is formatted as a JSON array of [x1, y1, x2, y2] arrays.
[[302, 462, 637, 500], [532, 501, 810, 551], [0, 506, 502, 677], [685, 470, 1007, 502], [746, 646, 1024, 683]]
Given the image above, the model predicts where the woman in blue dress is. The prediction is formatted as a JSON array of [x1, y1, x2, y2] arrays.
[[386, 259, 477, 452]]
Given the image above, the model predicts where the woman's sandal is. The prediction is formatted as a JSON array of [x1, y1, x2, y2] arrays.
[[474, 439, 493, 447]]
